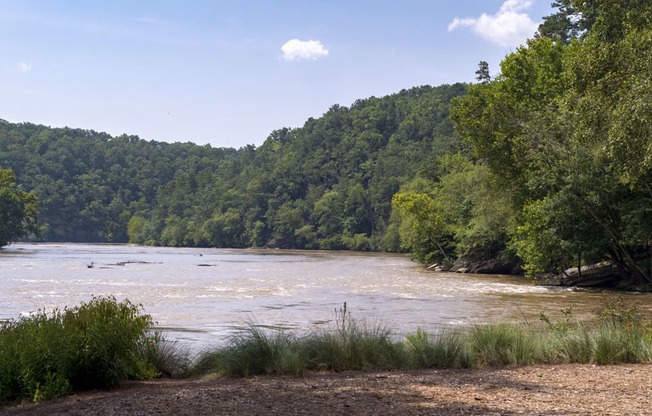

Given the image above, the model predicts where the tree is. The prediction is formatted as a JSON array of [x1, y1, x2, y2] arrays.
[[475, 61, 491, 83], [451, 0, 652, 284], [392, 178, 453, 264], [536, 0, 596, 44], [0, 169, 38, 247]]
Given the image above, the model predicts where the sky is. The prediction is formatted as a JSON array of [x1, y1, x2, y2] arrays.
[[1, 0, 554, 149]]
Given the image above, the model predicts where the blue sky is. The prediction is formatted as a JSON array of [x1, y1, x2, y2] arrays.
[[1, 0, 554, 149]]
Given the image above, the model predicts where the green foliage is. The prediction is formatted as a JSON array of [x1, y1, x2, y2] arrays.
[[596, 296, 645, 329], [449, 1, 652, 283], [391, 155, 513, 265], [0, 168, 38, 247], [0, 83, 465, 252], [0, 296, 159, 403], [392, 186, 450, 263], [127, 215, 152, 245], [536, 0, 597, 44]]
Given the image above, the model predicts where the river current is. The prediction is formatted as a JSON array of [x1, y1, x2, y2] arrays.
[[2, 243, 651, 352]]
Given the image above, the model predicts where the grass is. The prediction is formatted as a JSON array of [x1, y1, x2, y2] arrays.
[[188, 300, 652, 378], [2, 297, 652, 405]]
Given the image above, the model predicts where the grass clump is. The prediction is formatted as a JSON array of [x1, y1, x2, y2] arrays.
[[206, 323, 306, 377], [470, 324, 544, 366], [405, 327, 472, 369], [0, 296, 167, 403], [302, 303, 409, 371], [192, 303, 409, 377], [540, 298, 652, 365]]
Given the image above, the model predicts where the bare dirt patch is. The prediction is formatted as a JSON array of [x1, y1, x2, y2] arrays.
[[2, 364, 651, 415]]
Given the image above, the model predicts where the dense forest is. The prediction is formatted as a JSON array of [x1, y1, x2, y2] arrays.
[[394, 0, 652, 285], [2, 1, 652, 287], [0, 83, 465, 252]]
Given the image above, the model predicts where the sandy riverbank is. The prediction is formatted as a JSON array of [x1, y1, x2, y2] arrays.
[[2, 364, 651, 415]]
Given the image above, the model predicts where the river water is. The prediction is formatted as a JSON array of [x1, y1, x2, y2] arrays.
[[2, 243, 651, 352]]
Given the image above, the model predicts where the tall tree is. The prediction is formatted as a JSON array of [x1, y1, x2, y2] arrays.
[[0, 169, 38, 247], [536, 0, 596, 44], [475, 61, 491, 83]]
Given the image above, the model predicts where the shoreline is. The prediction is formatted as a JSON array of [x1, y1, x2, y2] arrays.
[[3, 364, 651, 415]]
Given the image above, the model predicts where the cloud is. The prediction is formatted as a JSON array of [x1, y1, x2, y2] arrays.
[[281, 39, 329, 61], [448, 0, 539, 48], [17, 62, 32, 72]]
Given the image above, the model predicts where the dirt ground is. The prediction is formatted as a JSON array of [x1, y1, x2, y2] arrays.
[[2, 364, 651, 416]]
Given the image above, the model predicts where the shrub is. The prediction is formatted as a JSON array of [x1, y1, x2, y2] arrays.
[[0, 296, 160, 403]]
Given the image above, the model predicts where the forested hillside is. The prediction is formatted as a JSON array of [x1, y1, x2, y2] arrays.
[[0, 83, 466, 250], [393, 0, 652, 286]]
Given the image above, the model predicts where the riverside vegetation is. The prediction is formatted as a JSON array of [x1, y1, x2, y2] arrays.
[[2, 297, 652, 405]]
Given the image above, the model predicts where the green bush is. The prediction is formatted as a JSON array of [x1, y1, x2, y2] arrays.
[[0, 296, 160, 403]]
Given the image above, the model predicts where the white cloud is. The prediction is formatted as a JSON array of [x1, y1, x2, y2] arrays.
[[17, 62, 32, 72], [500, 0, 534, 13], [448, 0, 538, 48], [281, 39, 329, 61]]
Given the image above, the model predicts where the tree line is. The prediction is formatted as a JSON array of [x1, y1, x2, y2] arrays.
[[0, 83, 465, 252]]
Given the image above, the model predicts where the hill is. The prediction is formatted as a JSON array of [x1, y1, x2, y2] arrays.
[[0, 83, 466, 251]]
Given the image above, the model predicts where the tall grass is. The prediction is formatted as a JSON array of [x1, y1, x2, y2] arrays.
[[470, 324, 545, 366], [189, 301, 652, 378], [0, 296, 169, 403], [405, 327, 472, 368], [207, 323, 306, 377], [192, 303, 409, 377], [302, 303, 409, 372]]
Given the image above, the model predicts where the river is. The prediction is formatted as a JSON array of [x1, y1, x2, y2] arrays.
[[2, 243, 651, 352]]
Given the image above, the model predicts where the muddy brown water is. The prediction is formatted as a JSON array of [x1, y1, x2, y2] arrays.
[[2, 243, 651, 352]]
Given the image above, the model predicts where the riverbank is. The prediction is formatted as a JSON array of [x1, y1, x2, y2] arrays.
[[3, 364, 651, 415]]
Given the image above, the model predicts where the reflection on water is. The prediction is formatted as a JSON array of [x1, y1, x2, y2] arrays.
[[2, 243, 651, 352]]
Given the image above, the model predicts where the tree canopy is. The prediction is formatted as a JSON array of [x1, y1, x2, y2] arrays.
[[0, 168, 38, 247], [0, 83, 465, 251], [421, 0, 652, 285]]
